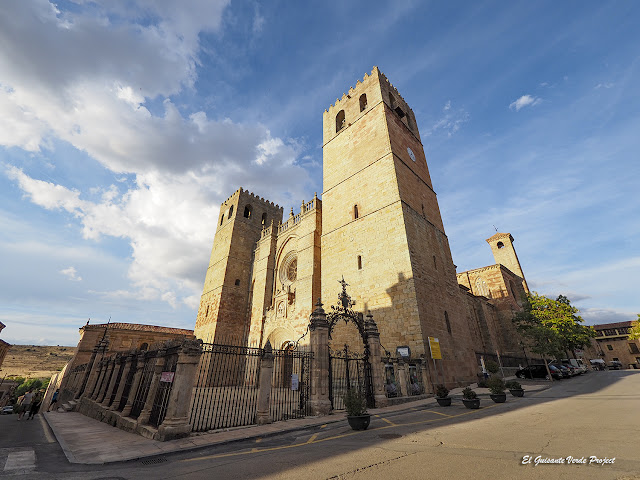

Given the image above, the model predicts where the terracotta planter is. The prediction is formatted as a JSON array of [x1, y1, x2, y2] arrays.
[[347, 414, 371, 430], [436, 397, 452, 407], [509, 389, 525, 397], [462, 398, 480, 409], [490, 393, 507, 403]]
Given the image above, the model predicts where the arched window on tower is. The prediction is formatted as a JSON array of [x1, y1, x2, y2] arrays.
[[261, 212, 267, 226], [336, 110, 345, 132], [357, 255, 362, 270], [220, 213, 224, 225], [244, 204, 252, 218], [353, 204, 359, 220], [497, 241, 505, 249], [228, 205, 234, 218], [359, 94, 367, 112]]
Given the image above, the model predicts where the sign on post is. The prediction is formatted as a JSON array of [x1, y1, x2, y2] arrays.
[[291, 374, 299, 391], [160, 371, 175, 383], [428, 337, 442, 359]]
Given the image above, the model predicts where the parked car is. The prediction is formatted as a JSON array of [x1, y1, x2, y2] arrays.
[[515, 364, 563, 380], [562, 358, 587, 374], [1, 406, 13, 415], [549, 363, 572, 378], [590, 359, 606, 371], [608, 361, 623, 370]]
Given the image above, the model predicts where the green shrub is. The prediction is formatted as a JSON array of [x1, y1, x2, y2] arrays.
[[435, 385, 449, 398], [477, 379, 488, 388], [487, 377, 505, 395], [485, 360, 500, 374], [343, 389, 367, 416], [462, 387, 477, 400], [505, 380, 522, 390]]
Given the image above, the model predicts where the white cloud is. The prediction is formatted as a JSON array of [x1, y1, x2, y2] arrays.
[[424, 101, 469, 137], [509, 94, 542, 111], [594, 82, 615, 89], [0, 1, 314, 310], [59, 266, 82, 282]]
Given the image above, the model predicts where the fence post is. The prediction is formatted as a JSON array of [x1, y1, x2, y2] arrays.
[[110, 353, 134, 410], [308, 299, 331, 415], [365, 312, 389, 407], [255, 341, 274, 425], [395, 361, 408, 397], [137, 350, 166, 426], [90, 360, 107, 400], [121, 352, 146, 417], [101, 354, 122, 406], [157, 339, 203, 441], [420, 359, 433, 394], [98, 357, 116, 403]]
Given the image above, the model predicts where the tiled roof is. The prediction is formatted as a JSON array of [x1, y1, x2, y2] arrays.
[[592, 321, 634, 330], [83, 323, 194, 335]]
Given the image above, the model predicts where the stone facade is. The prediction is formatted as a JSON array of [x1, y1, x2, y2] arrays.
[[583, 321, 640, 368], [61, 322, 195, 378], [194, 67, 532, 388]]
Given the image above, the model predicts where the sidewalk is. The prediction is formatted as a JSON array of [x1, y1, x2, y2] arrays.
[[44, 380, 551, 465]]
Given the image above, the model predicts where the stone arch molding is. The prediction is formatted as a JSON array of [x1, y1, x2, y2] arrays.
[[263, 326, 297, 349]]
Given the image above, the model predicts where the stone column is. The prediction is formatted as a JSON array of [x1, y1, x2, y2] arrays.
[[396, 361, 408, 397], [157, 339, 204, 441], [97, 357, 116, 403], [101, 355, 122, 406], [110, 353, 135, 411], [121, 352, 147, 417], [90, 360, 107, 400], [137, 350, 166, 425], [255, 341, 274, 425], [308, 299, 331, 415], [420, 359, 433, 394], [79, 350, 102, 400], [365, 312, 389, 408]]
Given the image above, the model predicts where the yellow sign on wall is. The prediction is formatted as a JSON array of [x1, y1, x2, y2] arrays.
[[428, 336, 442, 359]]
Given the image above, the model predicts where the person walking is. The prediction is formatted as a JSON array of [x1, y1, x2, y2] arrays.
[[27, 391, 43, 420], [18, 389, 34, 420], [48, 389, 59, 412]]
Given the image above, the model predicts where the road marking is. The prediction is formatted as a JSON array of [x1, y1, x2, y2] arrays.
[[39, 415, 56, 443], [320, 424, 327, 428], [423, 410, 453, 417], [255, 438, 262, 443], [181, 404, 498, 464], [4, 448, 36, 472], [306, 433, 319, 444], [380, 417, 397, 426]]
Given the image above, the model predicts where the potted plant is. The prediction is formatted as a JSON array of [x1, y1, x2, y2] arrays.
[[462, 387, 480, 409], [343, 388, 371, 430], [505, 380, 525, 397], [487, 377, 507, 403], [435, 384, 451, 406]]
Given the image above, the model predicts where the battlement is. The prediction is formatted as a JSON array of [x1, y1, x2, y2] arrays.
[[261, 193, 322, 239], [221, 187, 281, 209]]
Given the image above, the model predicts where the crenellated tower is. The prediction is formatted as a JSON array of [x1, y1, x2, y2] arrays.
[[194, 188, 283, 344], [321, 67, 477, 383]]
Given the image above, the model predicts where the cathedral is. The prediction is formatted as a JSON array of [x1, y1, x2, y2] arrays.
[[194, 67, 530, 385]]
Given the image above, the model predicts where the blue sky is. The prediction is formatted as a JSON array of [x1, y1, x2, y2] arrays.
[[1, 1, 638, 346]]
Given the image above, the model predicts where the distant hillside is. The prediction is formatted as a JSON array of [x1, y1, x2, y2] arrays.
[[1, 345, 76, 379]]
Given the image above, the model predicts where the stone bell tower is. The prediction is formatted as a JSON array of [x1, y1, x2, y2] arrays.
[[321, 67, 477, 383], [486, 232, 529, 294], [194, 188, 283, 344]]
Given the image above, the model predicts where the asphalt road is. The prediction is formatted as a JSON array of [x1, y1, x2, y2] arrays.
[[1, 370, 639, 479]]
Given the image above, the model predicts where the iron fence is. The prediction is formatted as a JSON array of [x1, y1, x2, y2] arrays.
[[270, 346, 312, 421], [118, 357, 138, 411], [149, 351, 179, 427], [108, 360, 126, 406], [189, 343, 262, 432], [130, 352, 156, 418]]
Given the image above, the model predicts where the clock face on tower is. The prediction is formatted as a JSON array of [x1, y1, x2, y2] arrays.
[[407, 147, 416, 162]]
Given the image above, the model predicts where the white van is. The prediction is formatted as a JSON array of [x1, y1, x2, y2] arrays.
[[562, 358, 588, 374]]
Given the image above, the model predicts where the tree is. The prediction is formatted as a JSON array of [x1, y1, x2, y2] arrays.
[[514, 293, 595, 379], [629, 314, 640, 340]]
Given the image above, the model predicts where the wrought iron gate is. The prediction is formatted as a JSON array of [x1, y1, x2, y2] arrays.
[[329, 345, 372, 410], [270, 347, 312, 421]]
